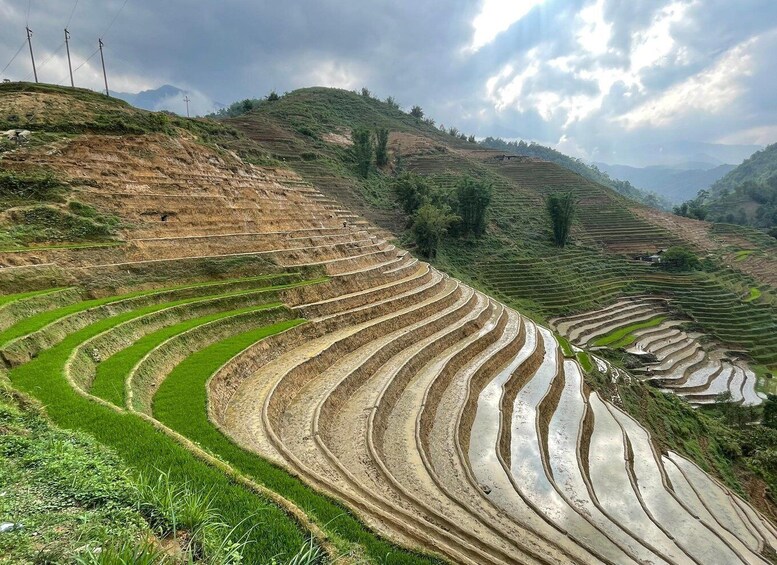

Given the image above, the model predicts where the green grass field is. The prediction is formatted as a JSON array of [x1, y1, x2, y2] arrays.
[[592, 316, 667, 348]]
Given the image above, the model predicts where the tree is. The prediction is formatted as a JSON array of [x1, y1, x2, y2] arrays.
[[763, 394, 777, 429], [385, 96, 399, 109], [266, 91, 280, 101], [374, 128, 389, 167], [352, 127, 373, 178], [546, 192, 576, 247], [467, 134, 476, 143], [410, 105, 424, 119], [361, 87, 371, 98], [659, 246, 700, 272], [412, 204, 458, 258], [393, 173, 430, 216], [455, 177, 492, 237]]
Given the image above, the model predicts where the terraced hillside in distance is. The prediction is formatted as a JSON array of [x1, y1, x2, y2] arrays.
[[551, 298, 765, 406], [3, 82, 777, 564]]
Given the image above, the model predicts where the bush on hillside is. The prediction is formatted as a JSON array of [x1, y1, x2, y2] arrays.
[[0, 170, 65, 201], [546, 192, 576, 247], [393, 172, 431, 216], [658, 246, 700, 272], [412, 203, 459, 258], [385, 96, 399, 109], [410, 105, 424, 119]]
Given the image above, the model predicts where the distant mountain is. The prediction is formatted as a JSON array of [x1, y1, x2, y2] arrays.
[[594, 162, 736, 204], [113, 85, 217, 117], [592, 140, 762, 168], [479, 137, 671, 209], [113, 85, 185, 111]]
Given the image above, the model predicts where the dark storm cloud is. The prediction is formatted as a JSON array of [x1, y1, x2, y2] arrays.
[[2, 0, 777, 165]]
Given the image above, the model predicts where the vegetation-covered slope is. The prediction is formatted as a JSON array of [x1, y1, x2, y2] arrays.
[[678, 143, 777, 228], [479, 136, 671, 209], [4, 82, 777, 563]]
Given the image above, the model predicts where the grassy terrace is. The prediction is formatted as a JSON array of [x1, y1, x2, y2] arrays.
[[90, 303, 284, 406], [151, 324, 441, 564], [1, 275, 442, 563], [592, 316, 667, 348]]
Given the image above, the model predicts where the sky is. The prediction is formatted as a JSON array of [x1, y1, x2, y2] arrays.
[[2, 0, 777, 166]]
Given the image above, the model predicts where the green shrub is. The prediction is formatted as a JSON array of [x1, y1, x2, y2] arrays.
[[412, 203, 459, 258], [0, 170, 65, 201], [659, 246, 700, 272]]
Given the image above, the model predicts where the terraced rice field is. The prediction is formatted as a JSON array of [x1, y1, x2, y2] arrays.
[[552, 298, 767, 406], [4, 109, 777, 563]]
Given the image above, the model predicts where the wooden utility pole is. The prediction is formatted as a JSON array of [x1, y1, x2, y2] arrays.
[[64, 29, 74, 87], [98, 38, 109, 96], [26, 27, 37, 83], [183, 95, 191, 117]]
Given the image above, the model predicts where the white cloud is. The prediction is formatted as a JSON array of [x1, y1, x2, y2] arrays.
[[468, 0, 545, 52], [618, 37, 756, 129], [630, 1, 692, 75], [303, 59, 366, 91], [577, 0, 612, 56]]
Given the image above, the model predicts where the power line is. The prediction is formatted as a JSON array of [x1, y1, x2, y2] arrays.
[[65, 0, 79, 29], [1, 39, 27, 76], [101, 0, 129, 39], [23, 40, 65, 82], [72, 47, 100, 74]]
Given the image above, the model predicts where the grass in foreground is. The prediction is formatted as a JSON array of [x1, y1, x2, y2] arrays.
[[90, 303, 282, 406], [0, 379, 150, 563], [7, 310, 311, 562], [153, 325, 443, 564], [592, 316, 667, 348]]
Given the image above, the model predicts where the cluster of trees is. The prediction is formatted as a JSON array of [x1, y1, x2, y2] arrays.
[[393, 173, 492, 257], [352, 127, 391, 178], [658, 247, 700, 272], [406, 106, 477, 144], [545, 192, 576, 247], [208, 91, 280, 119], [673, 193, 709, 220]]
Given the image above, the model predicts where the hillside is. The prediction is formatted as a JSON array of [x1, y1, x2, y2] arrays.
[[683, 143, 777, 228], [479, 136, 671, 209], [2, 82, 777, 563], [711, 143, 777, 196], [596, 161, 736, 203]]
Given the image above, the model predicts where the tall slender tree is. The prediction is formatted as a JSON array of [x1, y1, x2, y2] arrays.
[[374, 128, 389, 167], [456, 177, 492, 237], [546, 192, 576, 247], [352, 127, 373, 178]]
